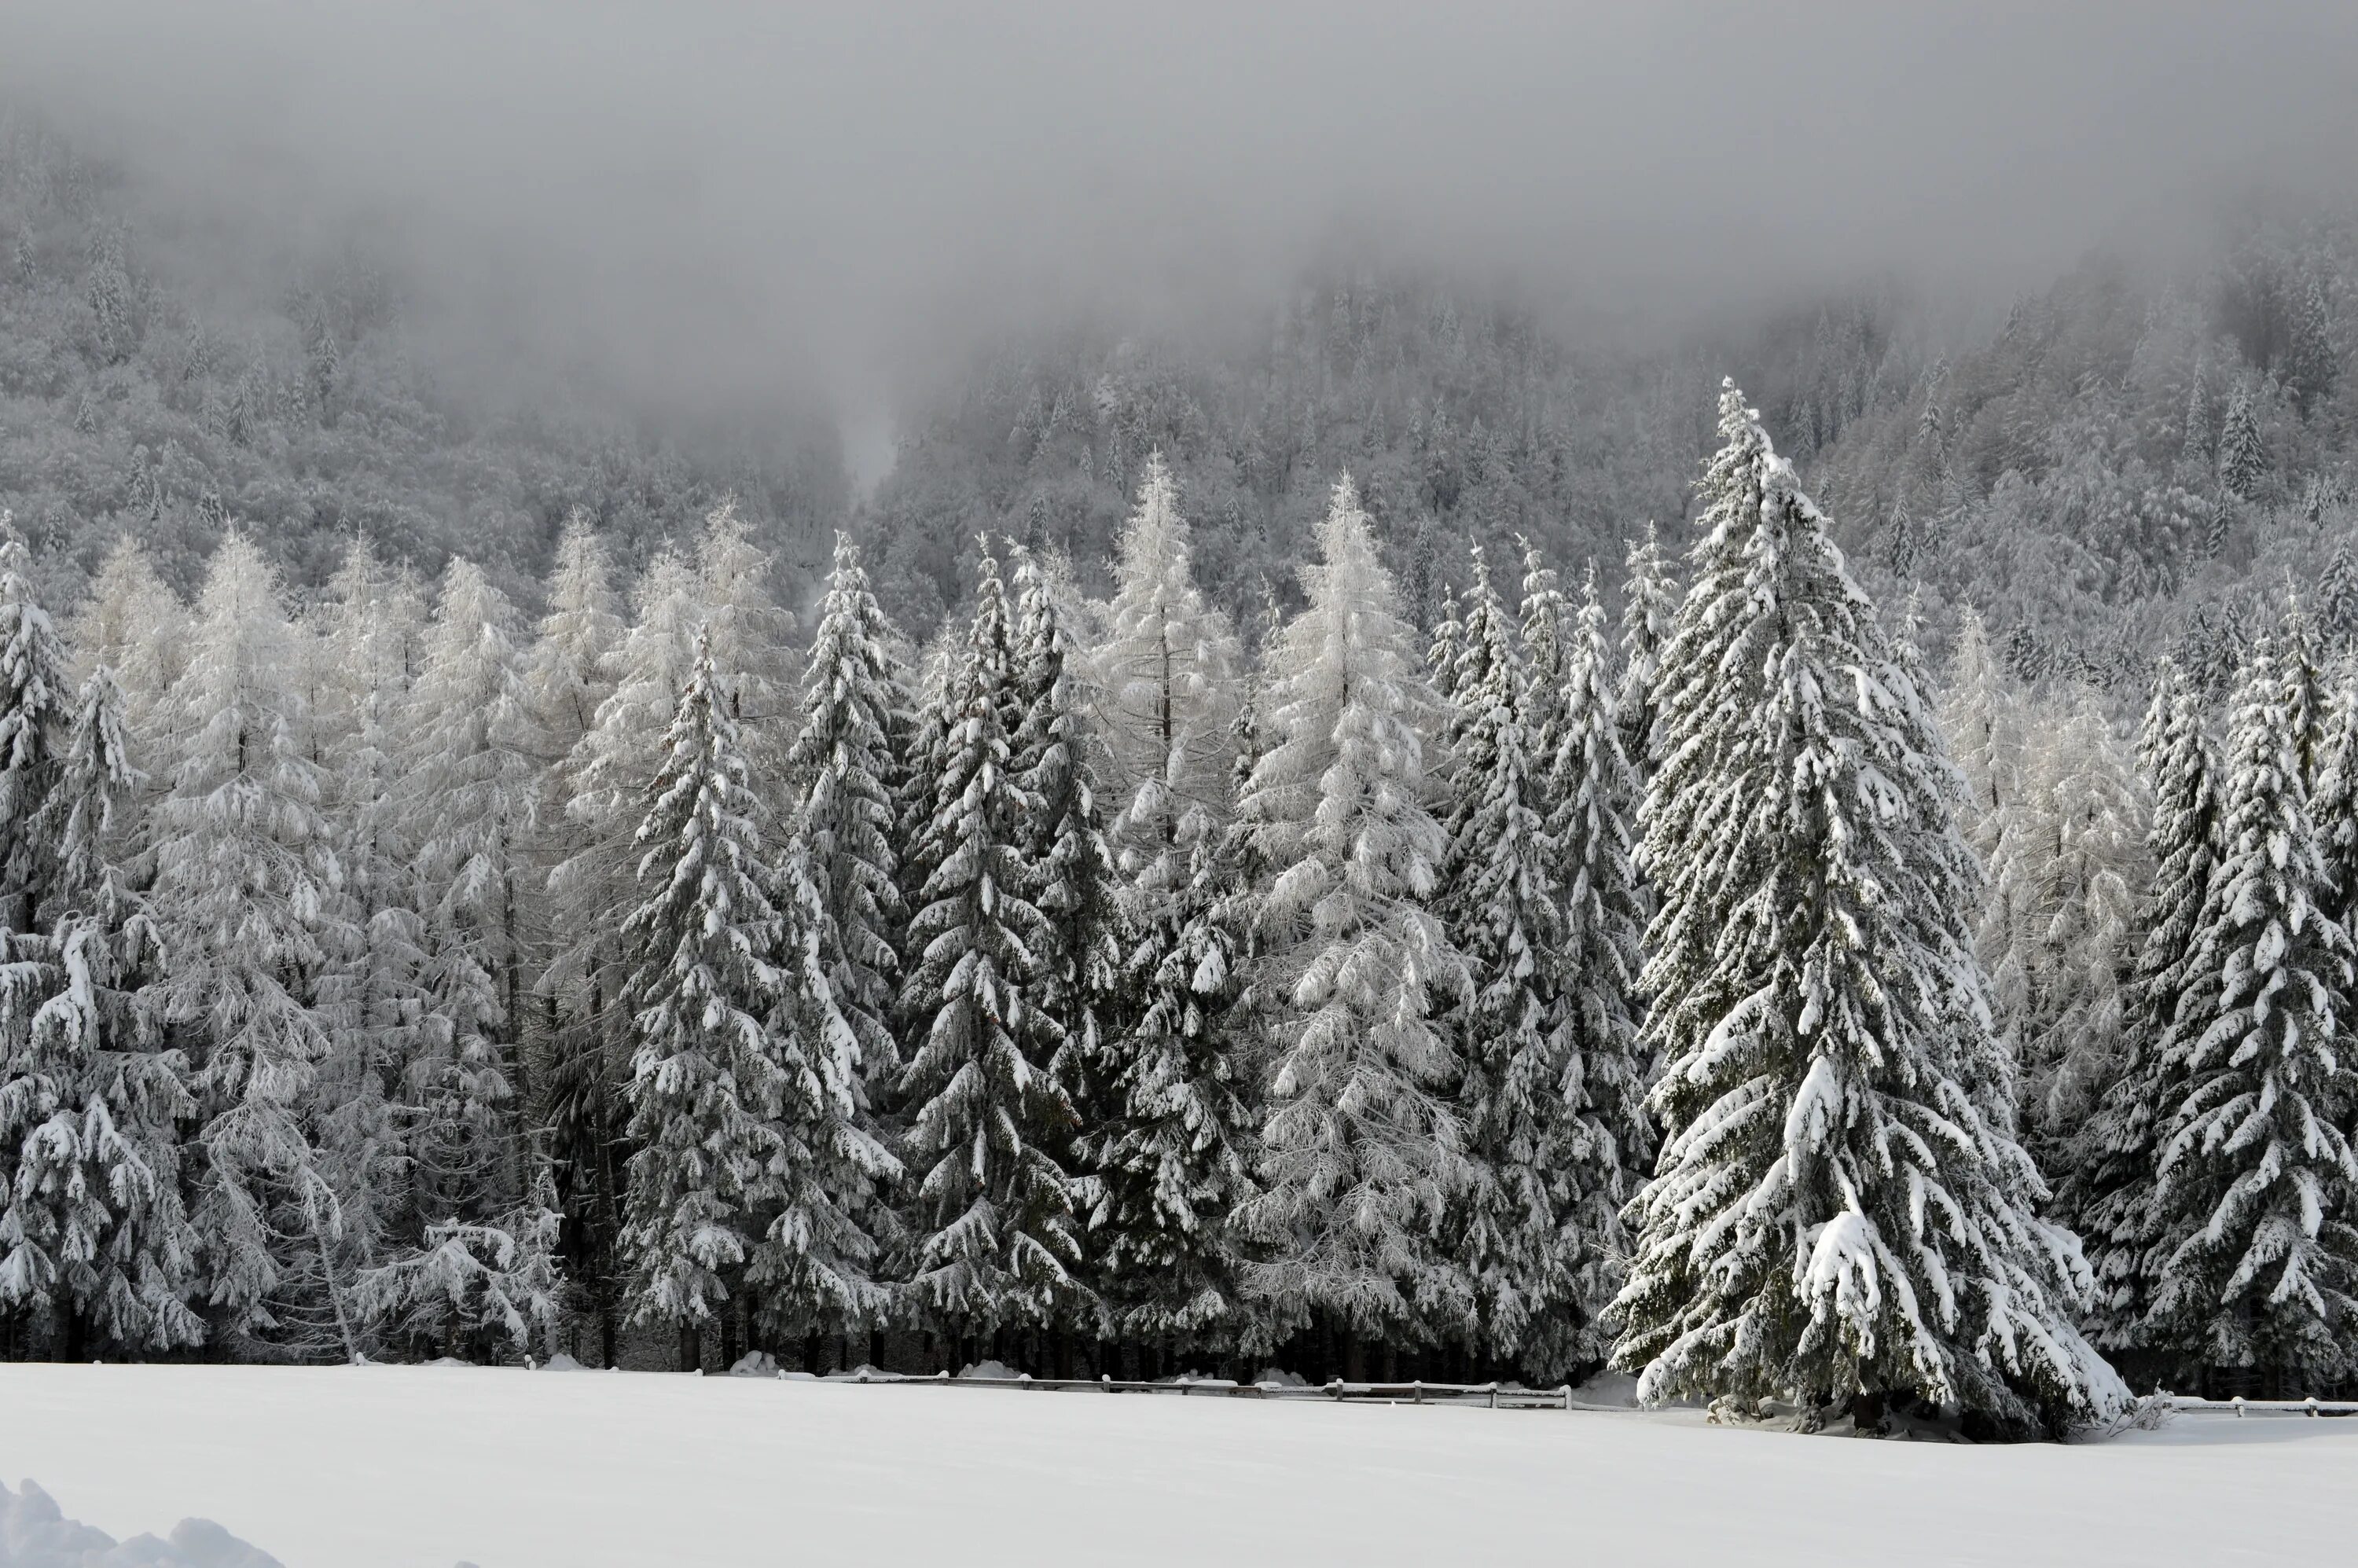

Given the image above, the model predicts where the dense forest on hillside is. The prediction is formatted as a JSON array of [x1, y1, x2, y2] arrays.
[[0, 118, 848, 610]]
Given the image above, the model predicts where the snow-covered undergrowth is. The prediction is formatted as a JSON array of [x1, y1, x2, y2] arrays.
[[5, 1364, 2354, 1568]]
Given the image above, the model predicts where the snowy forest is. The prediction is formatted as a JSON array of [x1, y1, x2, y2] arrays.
[[6, 103, 2358, 1445]]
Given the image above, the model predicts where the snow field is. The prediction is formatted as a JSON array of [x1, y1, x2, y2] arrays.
[[5, 1364, 2356, 1568]]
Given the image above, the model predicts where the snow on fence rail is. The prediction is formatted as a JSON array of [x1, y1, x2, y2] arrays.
[[792, 1368, 1623, 1410], [2162, 1395, 2358, 1418]]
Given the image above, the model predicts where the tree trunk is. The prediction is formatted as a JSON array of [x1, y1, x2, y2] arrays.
[[678, 1321, 700, 1373]]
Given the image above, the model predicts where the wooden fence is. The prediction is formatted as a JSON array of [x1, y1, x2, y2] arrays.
[[807, 1368, 1622, 1410]]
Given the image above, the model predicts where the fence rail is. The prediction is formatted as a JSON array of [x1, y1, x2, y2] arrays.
[[802, 1368, 1618, 1410], [2162, 1395, 2358, 1418]]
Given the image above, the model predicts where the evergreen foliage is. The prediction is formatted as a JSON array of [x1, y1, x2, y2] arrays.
[[1612, 384, 2125, 1435]]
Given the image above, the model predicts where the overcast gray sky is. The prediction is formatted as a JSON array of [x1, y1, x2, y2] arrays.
[[8, 0, 2356, 443]]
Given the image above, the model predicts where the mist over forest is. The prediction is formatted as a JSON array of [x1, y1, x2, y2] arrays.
[[4, 1, 2356, 670]]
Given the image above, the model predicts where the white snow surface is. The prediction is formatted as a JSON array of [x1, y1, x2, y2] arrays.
[[4, 1364, 2355, 1567]]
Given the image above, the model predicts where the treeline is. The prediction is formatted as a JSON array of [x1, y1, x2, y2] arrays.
[[4, 381, 2353, 1440]]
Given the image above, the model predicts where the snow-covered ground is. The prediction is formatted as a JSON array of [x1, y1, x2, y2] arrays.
[[4, 1364, 2354, 1567]]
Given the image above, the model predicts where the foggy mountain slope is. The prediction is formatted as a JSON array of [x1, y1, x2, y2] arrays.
[[0, 116, 848, 608]]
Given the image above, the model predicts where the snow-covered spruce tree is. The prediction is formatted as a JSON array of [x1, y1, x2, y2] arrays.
[[1611, 383, 2124, 1436], [1009, 550, 1125, 1138], [2059, 659, 2220, 1361], [0, 524, 69, 938], [358, 558, 561, 1360], [1232, 476, 1472, 1369], [148, 532, 356, 1357], [549, 550, 703, 1016], [2277, 595, 2329, 791], [0, 665, 202, 1356], [789, 533, 909, 1100], [2312, 660, 2358, 996], [1434, 545, 1580, 1375], [897, 544, 1086, 1353], [521, 516, 629, 1357], [619, 633, 893, 1368], [1080, 463, 1254, 1351], [2013, 692, 2150, 1182], [2218, 384, 2267, 501], [1616, 521, 1677, 777], [2318, 542, 2358, 653], [2141, 640, 2358, 1393], [1534, 569, 1652, 1375]]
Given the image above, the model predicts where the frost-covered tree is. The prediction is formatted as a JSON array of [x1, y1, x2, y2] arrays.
[[2312, 661, 2358, 990], [1082, 817, 1258, 1350], [2142, 641, 2358, 1391], [696, 501, 802, 787], [1616, 522, 1677, 777], [1009, 549, 1124, 1124], [0, 662, 202, 1357], [1082, 461, 1254, 1347], [620, 634, 892, 1368], [789, 533, 909, 1094], [521, 517, 628, 1354], [1536, 570, 1652, 1373], [303, 539, 428, 1328], [367, 559, 558, 1355], [1093, 453, 1243, 861], [64, 538, 187, 800], [1232, 476, 1471, 1365], [1436, 547, 1559, 1365], [1612, 384, 2124, 1436], [148, 533, 354, 1355], [2219, 384, 2267, 501], [896, 545, 1085, 1345], [2012, 692, 2151, 1180], [0, 526, 68, 938], [2061, 659, 2220, 1359]]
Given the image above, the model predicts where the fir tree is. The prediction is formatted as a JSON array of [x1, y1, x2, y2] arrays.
[[2319, 540, 2358, 654], [1009, 549, 1124, 1125], [1616, 522, 1677, 777], [523, 519, 629, 1358], [1538, 570, 1652, 1373], [897, 545, 1085, 1342], [2061, 659, 2220, 1359], [1083, 461, 1254, 1349], [2219, 384, 2266, 501], [619, 634, 891, 1365], [1612, 383, 2124, 1435], [0, 666, 202, 1355], [1232, 476, 1472, 1361], [2142, 641, 2358, 1390], [0, 526, 68, 938], [789, 533, 910, 1092]]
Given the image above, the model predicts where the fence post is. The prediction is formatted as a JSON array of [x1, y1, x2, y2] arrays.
[[1488, 1382, 1498, 1410], [2232, 1396, 2245, 1419], [1560, 1384, 1572, 1411], [1411, 1380, 1423, 1405], [1328, 1379, 1344, 1401], [2307, 1397, 2319, 1418]]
